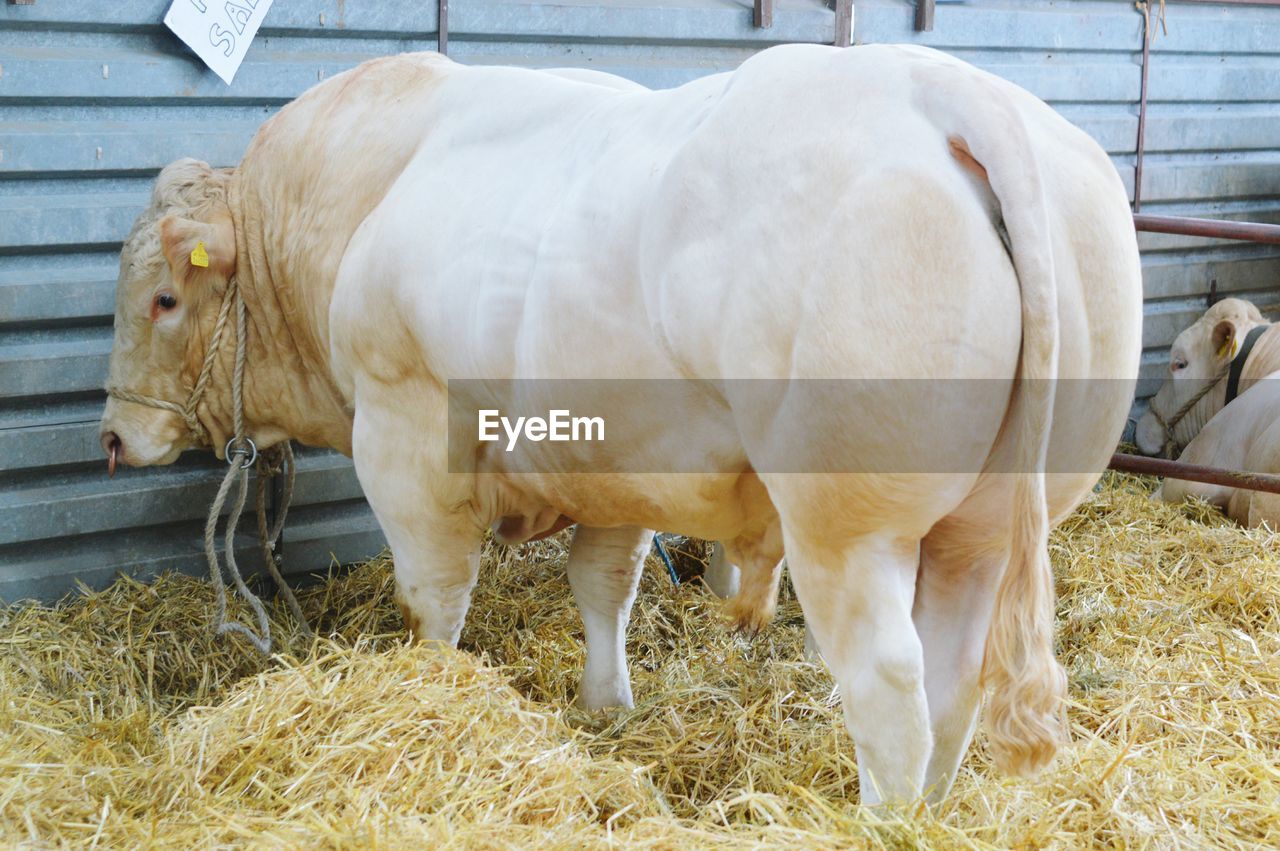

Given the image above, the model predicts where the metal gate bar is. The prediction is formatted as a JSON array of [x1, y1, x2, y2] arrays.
[[1133, 214, 1280, 245], [1110, 453, 1280, 495], [1109, 212, 1280, 494]]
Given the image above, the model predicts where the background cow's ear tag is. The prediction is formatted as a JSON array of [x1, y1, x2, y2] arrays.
[[190, 241, 210, 269]]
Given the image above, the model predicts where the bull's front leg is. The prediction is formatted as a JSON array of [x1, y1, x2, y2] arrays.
[[566, 525, 651, 710], [351, 386, 483, 646], [385, 509, 482, 646]]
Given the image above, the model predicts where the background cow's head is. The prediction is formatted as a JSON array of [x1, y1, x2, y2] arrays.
[[99, 158, 238, 468], [1135, 297, 1266, 455]]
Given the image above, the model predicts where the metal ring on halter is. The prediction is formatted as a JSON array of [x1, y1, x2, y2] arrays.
[[224, 436, 258, 469]]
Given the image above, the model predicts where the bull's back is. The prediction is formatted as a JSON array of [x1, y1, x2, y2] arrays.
[[331, 63, 732, 388], [331, 46, 1140, 532]]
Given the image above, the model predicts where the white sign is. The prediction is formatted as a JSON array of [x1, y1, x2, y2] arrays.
[[164, 0, 275, 85]]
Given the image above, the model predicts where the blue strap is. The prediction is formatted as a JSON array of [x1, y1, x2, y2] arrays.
[[652, 534, 681, 584]]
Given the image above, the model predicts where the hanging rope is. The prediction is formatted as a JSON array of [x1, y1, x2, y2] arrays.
[[1134, 0, 1169, 54], [1133, 0, 1168, 212], [256, 442, 310, 635]]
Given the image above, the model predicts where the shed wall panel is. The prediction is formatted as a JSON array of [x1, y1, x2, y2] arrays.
[[3, 0, 1279, 601]]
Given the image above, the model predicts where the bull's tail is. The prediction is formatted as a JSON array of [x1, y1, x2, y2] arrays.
[[919, 58, 1068, 776]]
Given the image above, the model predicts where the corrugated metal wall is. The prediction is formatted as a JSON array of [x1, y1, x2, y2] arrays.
[[3, 1, 1278, 602], [0, 1, 835, 602], [852, 0, 1280, 402]]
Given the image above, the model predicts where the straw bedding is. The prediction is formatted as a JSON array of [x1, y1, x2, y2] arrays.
[[3, 472, 1278, 847]]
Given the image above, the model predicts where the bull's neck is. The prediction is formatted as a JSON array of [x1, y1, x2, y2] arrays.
[[1175, 323, 1279, 451], [1179, 379, 1227, 450], [1239, 323, 1280, 391], [209, 173, 353, 455]]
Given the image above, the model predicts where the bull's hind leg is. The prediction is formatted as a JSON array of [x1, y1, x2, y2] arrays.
[[786, 533, 931, 805], [352, 389, 482, 647], [566, 525, 651, 710], [914, 528, 1005, 803], [709, 542, 821, 660], [721, 530, 784, 636], [709, 541, 825, 658]]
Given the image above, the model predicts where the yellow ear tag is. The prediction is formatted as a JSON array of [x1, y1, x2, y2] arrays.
[[1217, 338, 1237, 360], [190, 241, 210, 269]]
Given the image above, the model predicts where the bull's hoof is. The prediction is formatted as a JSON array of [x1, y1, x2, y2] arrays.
[[725, 593, 776, 637], [574, 688, 635, 713]]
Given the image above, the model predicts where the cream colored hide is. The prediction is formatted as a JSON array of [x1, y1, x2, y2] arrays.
[[1156, 375, 1280, 527], [331, 45, 1141, 805], [1135, 298, 1280, 456], [101, 46, 1142, 806]]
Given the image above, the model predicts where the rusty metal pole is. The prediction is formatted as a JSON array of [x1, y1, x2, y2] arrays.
[[754, 0, 773, 28], [1133, 3, 1153, 211], [438, 0, 448, 55], [1110, 452, 1280, 496], [1133, 214, 1280, 245], [915, 0, 935, 32], [834, 0, 853, 46]]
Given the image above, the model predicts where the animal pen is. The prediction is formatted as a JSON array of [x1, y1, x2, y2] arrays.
[[3, 0, 1280, 846]]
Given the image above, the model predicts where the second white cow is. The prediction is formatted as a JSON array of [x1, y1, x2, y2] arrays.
[[1156, 375, 1280, 527], [1136, 298, 1279, 457]]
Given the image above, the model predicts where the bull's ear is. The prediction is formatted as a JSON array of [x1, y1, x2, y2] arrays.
[[1211, 319, 1239, 361], [159, 212, 236, 289]]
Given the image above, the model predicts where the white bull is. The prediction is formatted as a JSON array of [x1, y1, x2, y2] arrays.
[[1156, 374, 1280, 527], [99, 45, 1142, 804]]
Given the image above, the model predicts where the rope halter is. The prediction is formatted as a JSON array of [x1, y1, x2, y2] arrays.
[[1147, 324, 1270, 459], [1147, 366, 1226, 459], [105, 276, 310, 651], [107, 277, 241, 452]]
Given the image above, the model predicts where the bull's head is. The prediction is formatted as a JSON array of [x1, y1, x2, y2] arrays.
[[99, 158, 238, 469], [1134, 297, 1265, 455]]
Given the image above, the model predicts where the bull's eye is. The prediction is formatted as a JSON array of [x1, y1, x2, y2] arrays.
[[1172, 358, 1188, 372], [155, 293, 178, 311]]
